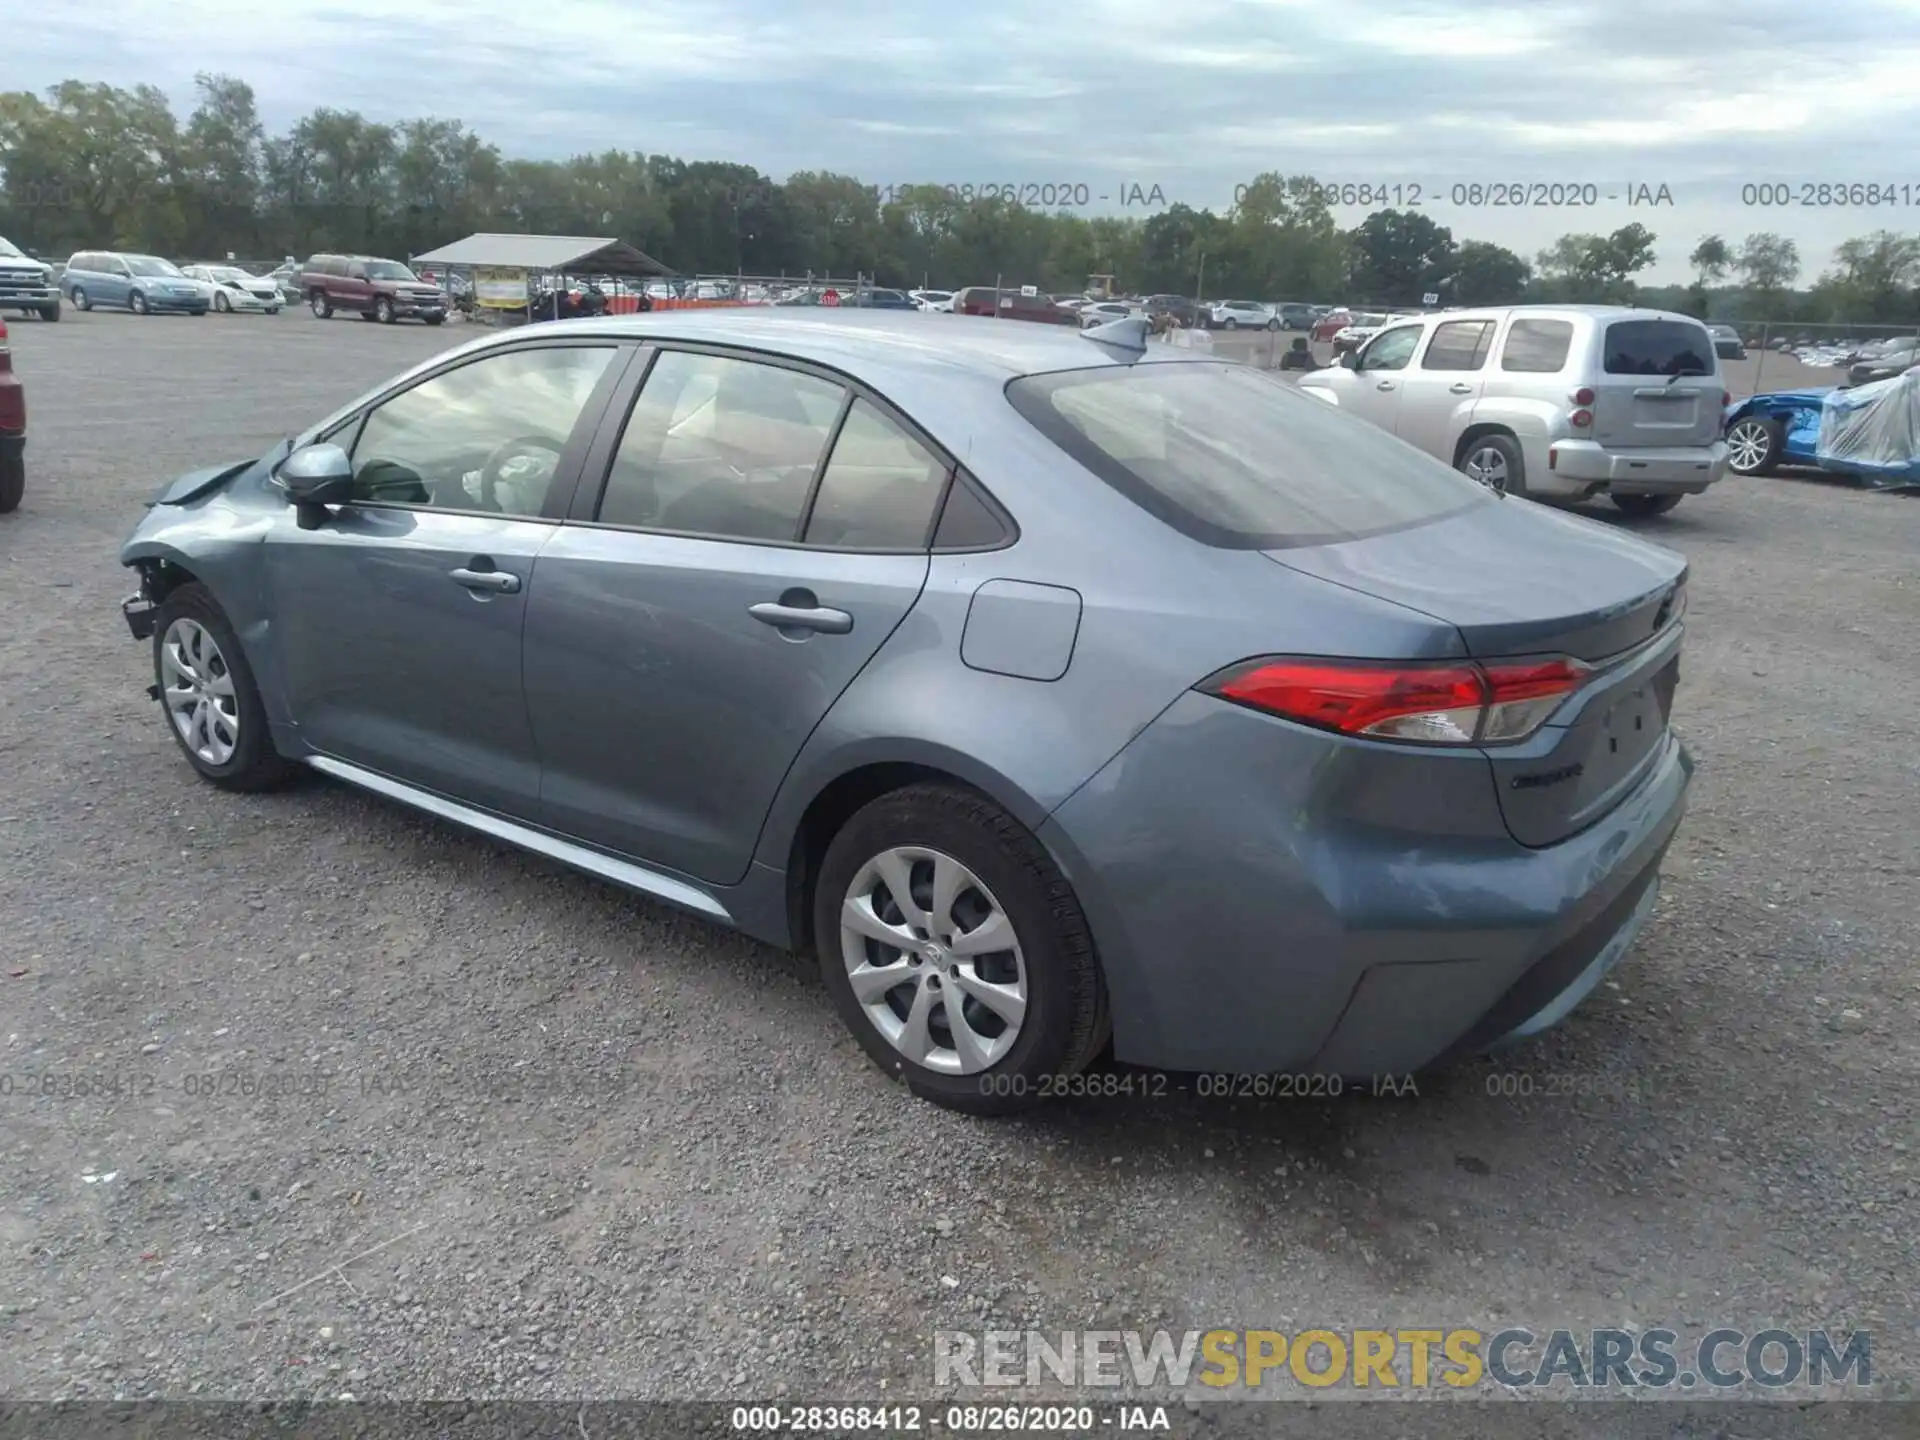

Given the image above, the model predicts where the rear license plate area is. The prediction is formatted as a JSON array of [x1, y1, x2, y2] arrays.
[[1631, 395, 1698, 426]]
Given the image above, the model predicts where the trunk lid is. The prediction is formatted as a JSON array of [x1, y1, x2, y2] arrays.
[[1589, 316, 1725, 449], [1264, 499, 1686, 847]]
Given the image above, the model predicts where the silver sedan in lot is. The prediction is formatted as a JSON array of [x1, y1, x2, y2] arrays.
[[117, 311, 1692, 1112]]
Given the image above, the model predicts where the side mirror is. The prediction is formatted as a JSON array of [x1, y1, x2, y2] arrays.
[[277, 443, 353, 527], [1339, 351, 1359, 369]]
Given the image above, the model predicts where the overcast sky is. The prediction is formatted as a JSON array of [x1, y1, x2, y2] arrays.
[[16, 0, 1920, 283]]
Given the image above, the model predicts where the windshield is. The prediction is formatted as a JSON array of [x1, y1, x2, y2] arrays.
[[1007, 360, 1491, 549], [364, 261, 417, 281], [125, 256, 183, 277]]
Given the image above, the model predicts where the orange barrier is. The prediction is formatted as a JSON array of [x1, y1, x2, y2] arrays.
[[603, 296, 754, 314]]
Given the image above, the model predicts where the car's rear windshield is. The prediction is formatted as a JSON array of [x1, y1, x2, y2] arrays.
[[1006, 361, 1492, 549], [1604, 320, 1715, 376]]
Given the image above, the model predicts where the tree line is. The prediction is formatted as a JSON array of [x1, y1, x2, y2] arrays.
[[3, 75, 1918, 324]]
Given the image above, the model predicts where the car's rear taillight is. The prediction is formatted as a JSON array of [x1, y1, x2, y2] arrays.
[[1203, 655, 1590, 747], [1571, 387, 1594, 406], [1569, 408, 1592, 428]]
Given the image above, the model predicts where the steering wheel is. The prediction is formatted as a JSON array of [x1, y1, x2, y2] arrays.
[[477, 434, 565, 512]]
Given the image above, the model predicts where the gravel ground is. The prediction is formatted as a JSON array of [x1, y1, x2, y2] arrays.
[[1, 309, 1916, 1410]]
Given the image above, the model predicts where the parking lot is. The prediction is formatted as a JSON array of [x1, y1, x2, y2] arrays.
[[1, 310, 1917, 1403]]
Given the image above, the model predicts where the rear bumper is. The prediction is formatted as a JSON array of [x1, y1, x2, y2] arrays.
[[1545, 439, 1728, 494], [1040, 691, 1693, 1075]]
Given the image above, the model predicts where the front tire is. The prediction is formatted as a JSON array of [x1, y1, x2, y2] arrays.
[[151, 584, 297, 792], [424, 314, 445, 326], [374, 296, 396, 323], [214, 291, 231, 313], [1611, 493, 1684, 516], [129, 291, 150, 315], [0, 451, 22, 513], [1458, 432, 1527, 497], [814, 783, 1107, 1114], [1725, 415, 1782, 476], [39, 301, 60, 322], [70, 287, 91, 311]]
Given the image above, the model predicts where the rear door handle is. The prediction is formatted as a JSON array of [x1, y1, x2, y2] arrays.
[[750, 601, 852, 635], [1376, 380, 1395, 390], [450, 567, 520, 594], [1450, 383, 1474, 394]]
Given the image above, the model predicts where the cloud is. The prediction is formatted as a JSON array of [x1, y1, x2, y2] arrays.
[[10, 0, 1920, 280]]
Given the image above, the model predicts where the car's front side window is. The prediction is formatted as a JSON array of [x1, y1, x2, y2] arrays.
[[1358, 325, 1422, 371], [594, 351, 847, 540], [344, 346, 618, 516]]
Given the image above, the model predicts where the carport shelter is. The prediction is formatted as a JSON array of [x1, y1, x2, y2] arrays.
[[408, 233, 672, 313]]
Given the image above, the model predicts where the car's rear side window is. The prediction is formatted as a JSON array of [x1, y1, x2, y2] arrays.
[[1500, 318, 1574, 372], [1007, 361, 1492, 549], [1603, 320, 1715, 376]]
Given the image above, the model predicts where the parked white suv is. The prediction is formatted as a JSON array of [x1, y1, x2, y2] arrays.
[[1208, 299, 1278, 330], [1298, 305, 1730, 515]]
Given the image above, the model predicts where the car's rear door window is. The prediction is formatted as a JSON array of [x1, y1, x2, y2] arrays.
[[1602, 320, 1715, 376], [1421, 319, 1494, 371], [801, 399, 950, 549], [1007, 360, 1491, 549], [1500, 318, 1574, 372], [596, 350, 848, 540]]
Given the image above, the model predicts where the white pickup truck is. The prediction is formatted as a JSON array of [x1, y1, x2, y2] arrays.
[[0, 236, 60, 321]]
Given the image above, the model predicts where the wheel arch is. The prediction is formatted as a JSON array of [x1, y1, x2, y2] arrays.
[[1452, 420, 1520, 467], [764, 745, 1056, 955]]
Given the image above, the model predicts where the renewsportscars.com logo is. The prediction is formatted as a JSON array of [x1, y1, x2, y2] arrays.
[[933, 1328, 1872, 1392]]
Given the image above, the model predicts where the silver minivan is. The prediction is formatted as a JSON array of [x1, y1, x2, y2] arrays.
[[1299, 305, 1729, 514]]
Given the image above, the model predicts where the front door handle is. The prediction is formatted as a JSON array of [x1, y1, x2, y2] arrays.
[[1450, 383, 1474, 394], [750, 601, 852, 635], [1376, 380, 1396, 390], [450, 567, 520, 594]]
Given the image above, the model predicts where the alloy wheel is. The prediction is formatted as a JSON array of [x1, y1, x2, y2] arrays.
[[160, 618, 240, 766], [1464, 445, 1509, 492], [1727, 419, 1771, 473], [839, 846, 1028, 1075]]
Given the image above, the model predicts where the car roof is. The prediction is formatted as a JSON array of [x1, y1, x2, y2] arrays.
[[471, 309, 1201, 384]]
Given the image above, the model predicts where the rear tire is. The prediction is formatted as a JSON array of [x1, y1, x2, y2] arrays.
[[310, 291, 332, 318], [813, 783, 1107, 1115], [1611, 493, 1684, 516], [1725, 415, 1782, 476], [0, 452, 23, 513], [151, 583, 298, 792], [1458, 432, 1527, 497]]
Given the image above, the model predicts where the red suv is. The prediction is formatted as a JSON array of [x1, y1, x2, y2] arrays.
[[300, 253, 447, 325], [0, 315, 24, 513], [952, 286, 1077, 325]]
